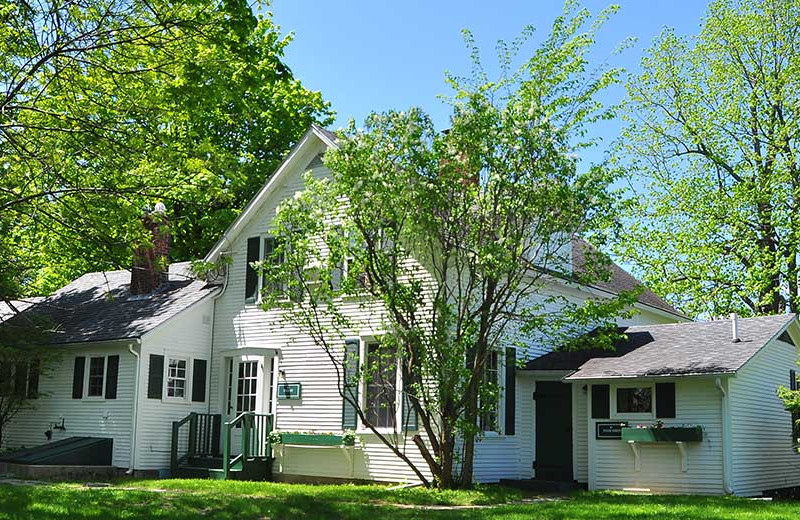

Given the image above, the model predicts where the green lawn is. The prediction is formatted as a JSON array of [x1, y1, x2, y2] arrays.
[[0, 479, 798, 519]]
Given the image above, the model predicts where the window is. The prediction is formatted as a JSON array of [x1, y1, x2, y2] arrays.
[[365, 342, 397, 428], [262, 236, 284, 295], [87, 357, 106, 397], [166, 358, 188, 399], [616, 386, 652, 414], [0, 361, 39, 399], [236, 360, 258, 413], [480, 351, 500, 432]]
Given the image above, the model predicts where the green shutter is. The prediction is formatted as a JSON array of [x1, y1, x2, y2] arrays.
[[245, 237, 260, 302], [192, 359, 208, 402], [655, 382, 676, 418], [591, 384, 610, 418], [342, 339, 360, 430], [504, 347, 516, 435], [72, 356, 85, 399], [105, 355, 119, 399], [147, 354, 164, 399], [402, 376, 418, 431], [27, 359, 39, 399]]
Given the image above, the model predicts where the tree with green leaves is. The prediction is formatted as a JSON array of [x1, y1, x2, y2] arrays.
[[615, 0, 800, 319], [0, 0, 332, 301], [260, 2, 636, 488]]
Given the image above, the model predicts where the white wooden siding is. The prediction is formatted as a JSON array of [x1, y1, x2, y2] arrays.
[[728, 338, 800, 495], [588, 378, 724, 494], [207, 131, 681, 484], [2, 342, 136, 468], [572, 381, 589, 483], [134, 297, 215, 470]]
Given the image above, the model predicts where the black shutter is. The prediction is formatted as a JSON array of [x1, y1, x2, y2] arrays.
[[13, 363, 26, 397], [791, 369, 797, 391], [105, 355, 119, 399], [655, 382, 676, 418], [591, 384, 610, 419], [72, 356, 85, 399], [245, 236, 260, 302], [27, 359, 39, 399], [192, 359, 208, 402], [504, 347, 516, 435], [147, 354, 164, 399], [342, 339, 360, 429]]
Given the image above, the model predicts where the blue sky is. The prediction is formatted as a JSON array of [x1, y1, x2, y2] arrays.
[[269, 0, 709, 166]]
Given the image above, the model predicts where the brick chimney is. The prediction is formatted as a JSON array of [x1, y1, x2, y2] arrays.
[[130, 203, 170, 296]]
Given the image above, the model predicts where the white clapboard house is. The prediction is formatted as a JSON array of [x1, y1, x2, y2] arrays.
[[2, 125, 800, 495]]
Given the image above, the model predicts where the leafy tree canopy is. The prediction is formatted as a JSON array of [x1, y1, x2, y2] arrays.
[[615, 0, 800, 318], [0, 0, 333, 299], [260, 0, 637, 488]]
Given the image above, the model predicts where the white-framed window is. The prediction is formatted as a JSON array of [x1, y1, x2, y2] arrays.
[[86, 356, 106, 398], [364, 341, 398, 429], [236, 359, 259, 414], [479, 350, 501, 433], [165, 357, 188, 400], [613, 384, 654, 418]]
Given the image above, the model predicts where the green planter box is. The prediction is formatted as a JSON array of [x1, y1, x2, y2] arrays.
[[279, 433, 345, 446], [621, 426, 703, 443]]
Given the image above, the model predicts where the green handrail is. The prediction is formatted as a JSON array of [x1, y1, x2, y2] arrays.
[[221, 412, 273, 479]]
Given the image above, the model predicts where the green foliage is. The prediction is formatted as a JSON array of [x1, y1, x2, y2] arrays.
[[615, 0, 800, 318], [0, 0, 332, 299], [260, 1, 634, 488]]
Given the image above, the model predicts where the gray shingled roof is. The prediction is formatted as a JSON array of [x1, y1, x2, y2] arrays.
[[0, 262, 219, 345], [572, 237, 683, 317], [563, 314, 796, 380], [0, 297, 43, 323]]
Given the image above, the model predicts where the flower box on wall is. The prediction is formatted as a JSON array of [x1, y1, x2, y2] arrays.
[[621, 425, 703, 443]]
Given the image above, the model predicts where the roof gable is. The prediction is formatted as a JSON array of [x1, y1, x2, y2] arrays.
[[204, 124, 337, 262]]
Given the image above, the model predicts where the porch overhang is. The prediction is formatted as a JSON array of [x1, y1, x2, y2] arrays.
[[216, 346, 281, 357]]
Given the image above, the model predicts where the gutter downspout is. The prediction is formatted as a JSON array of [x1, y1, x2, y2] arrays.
[[715, 377, 734, 494], [207, 252, 231, 415], [126, 339, 142, 475]]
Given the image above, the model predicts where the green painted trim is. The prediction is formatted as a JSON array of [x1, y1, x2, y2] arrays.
[[621, 426, 703, 443], [280, 433, 345, 446]]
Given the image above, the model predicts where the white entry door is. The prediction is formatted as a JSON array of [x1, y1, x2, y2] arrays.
[[226, 356, 267, 418]]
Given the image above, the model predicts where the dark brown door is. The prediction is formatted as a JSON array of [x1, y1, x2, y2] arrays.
[[535, 381, 573, 481]]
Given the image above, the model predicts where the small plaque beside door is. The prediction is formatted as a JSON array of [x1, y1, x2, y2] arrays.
[[278, 382, 302, 400], [596, 421, 627, 439]]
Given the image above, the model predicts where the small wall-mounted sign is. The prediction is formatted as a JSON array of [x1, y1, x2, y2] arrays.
[[278, 382, 302, 400], [596, 421, 628, 440]]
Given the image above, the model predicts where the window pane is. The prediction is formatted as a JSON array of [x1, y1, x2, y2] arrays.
[[166, 358, 187, 399], [88, 357, 105, 397], [365, 343, 396, 428], [236, 361, 258, 413], [480, 351, 499, 431], [616, 387, 652, 413]]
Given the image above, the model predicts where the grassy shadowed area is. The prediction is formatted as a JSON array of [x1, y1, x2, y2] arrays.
[[0, 480, 799, 519]]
